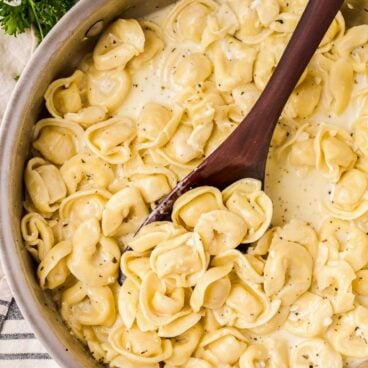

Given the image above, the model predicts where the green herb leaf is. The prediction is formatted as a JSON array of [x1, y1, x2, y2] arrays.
[[0, 0, 75, 41]]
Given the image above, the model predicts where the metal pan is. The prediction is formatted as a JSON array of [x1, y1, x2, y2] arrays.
[[0, 0, 366, 367]]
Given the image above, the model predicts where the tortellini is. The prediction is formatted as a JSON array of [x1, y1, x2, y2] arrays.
[[44, 70, 108, 125], [59, 189, 111, 238], [195, 327, 248, 366], [126, 164, 177, 203], [85, 117, 137, 164], [328, 58, 354, 115], [102, 186, 148, 237], [32, 119, 84, 165], [37, 240, 72, 289], [109, 324, 172, 364], [326, 306, 368, 358], [173, 53, 213, 87], [190, 264, 232, 311], [214, 278, 281, 329], [313, 260, 356, 314], [137, 103, 183, 149], [165, 0, 217, 43], [93, 19, 145, 71], [164, 324, 203, 366], [129, 21, 165, 71], [61, 282, 116, 338], [326, 169, 368, 220], [239, 339, 289, 368], [284, 292, 334, 337], [278, 123, 357, 182], [60, 154, 115, 194], [150, 232, 209, 288], [222, 179, 273, 243], [212, 249, 264, 284], [210, 37, 257, 91], [121, 250, 151, 287], [318, 218, 368, 271], [334, 25, 368, 72], [25, 158, 67, 214], [128, 221, 185, 253], [194, 210, 247, 255], [253, 35, 288, 89], [228, 0, 273, 44], [161, 124, 205, 166], [291, 339, 343, 368], [67, 218, 120, 286], [140, 271, 201, 333], [178, 81, 224, 126], [87, 66, 131, 112], [21, 212, 54, 261], [263, 235, 313, 305], [284, 75, 322, 119], [172, 186, 224, 229]]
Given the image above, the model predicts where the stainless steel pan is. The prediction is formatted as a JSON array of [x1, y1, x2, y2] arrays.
[[0, 0, 366, 367]]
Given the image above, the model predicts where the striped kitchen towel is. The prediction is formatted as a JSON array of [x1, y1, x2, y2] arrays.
[[0, 291, 59, 367], [0, 264, 59, 368]]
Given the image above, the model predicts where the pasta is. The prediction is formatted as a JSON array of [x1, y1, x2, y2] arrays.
[[239, 338, 289, 368], [44, 70, 108, 126], [284, 292, 334, 337], [93, 19, 145, 71], [210, 36, 257, 91], [326, 306, 368, 358], [263, 230, 313, 305], [84, 117, 137, 164], [129, 21, 165, 71], [195, 327, 248, 365], [25, 158, 67, 214], [21, 0, 368, 366], [60, 154, 115, 194], [67, 218, 120, 286], [37, 240, 72, 289], [21, 213, 54, 261], [32, 118, 84, 165], [87, 66, 131, 112], [291, 339, 343, 368]]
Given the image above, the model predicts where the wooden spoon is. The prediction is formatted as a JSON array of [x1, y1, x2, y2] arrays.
[[140, 0, 345, 227]]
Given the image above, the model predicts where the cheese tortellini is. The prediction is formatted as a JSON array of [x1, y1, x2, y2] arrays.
[[195, 327, 248, 366], [85, 117, 137, 164], [239, 339, 289, 368], [44, 70, 108, 125], [291, 339, 343, 368], [25, 158, 67, 214], [21, 1, 368, 367], [93, 19, 145, 71], [278, 123, 357, 182], [326, 306, 368, 358], [263, 227, 314, 305], [32, 119, 84, 165]]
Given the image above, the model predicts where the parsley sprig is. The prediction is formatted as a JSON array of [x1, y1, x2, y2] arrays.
[[0, 0, 75, 41]]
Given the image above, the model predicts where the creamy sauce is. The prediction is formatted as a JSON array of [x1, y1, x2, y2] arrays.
[[265, 152, 330, 229]]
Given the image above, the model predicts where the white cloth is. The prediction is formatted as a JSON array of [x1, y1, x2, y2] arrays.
[[0, 28, 60, 368]]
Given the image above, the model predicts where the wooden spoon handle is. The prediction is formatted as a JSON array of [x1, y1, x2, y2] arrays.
[[249, 0, 345, 136], [195, 0, 345, 185], [211, 0, 345, 181]]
